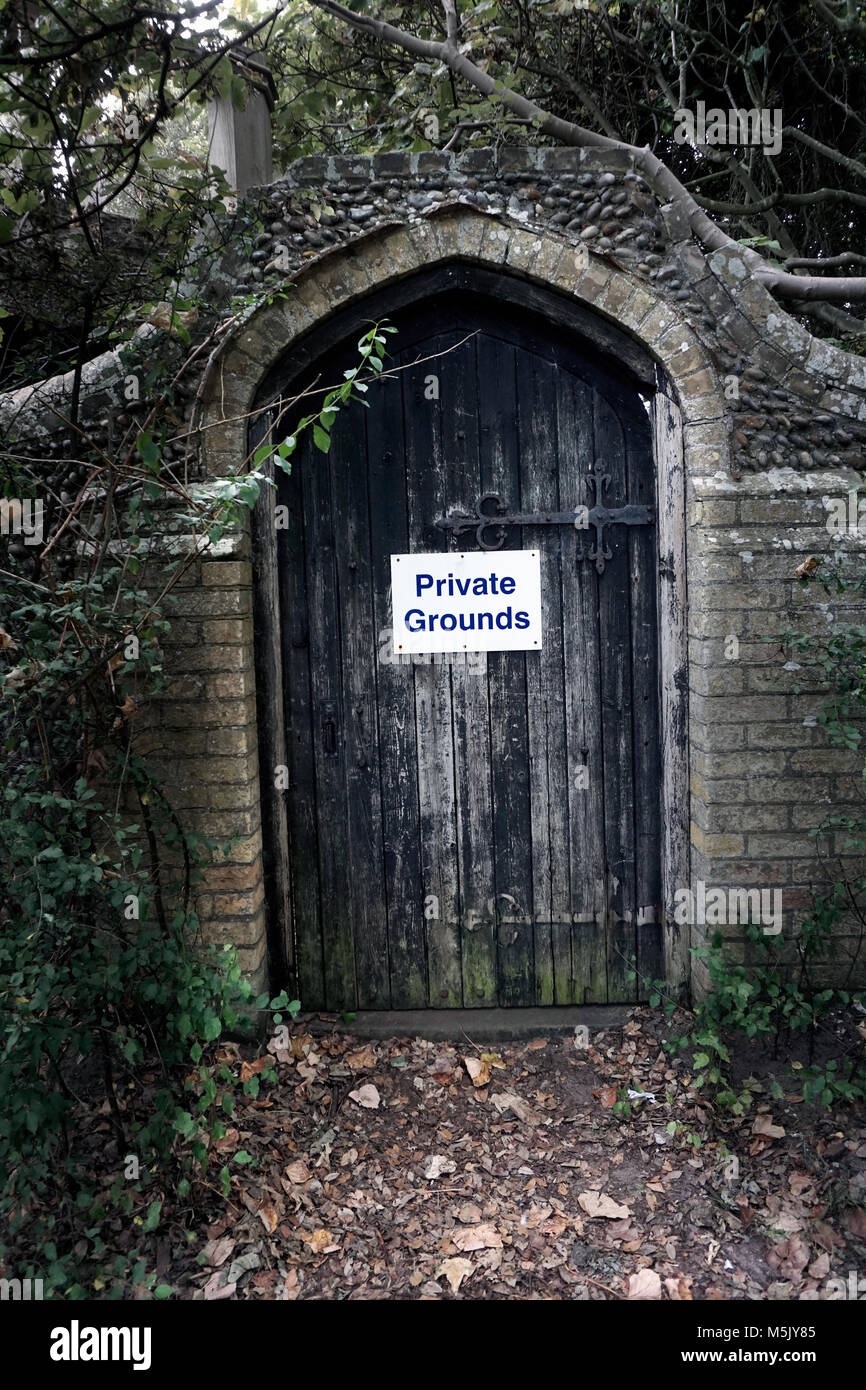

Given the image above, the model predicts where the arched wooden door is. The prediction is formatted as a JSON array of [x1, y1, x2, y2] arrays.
[[273, 281, 661, 1010]]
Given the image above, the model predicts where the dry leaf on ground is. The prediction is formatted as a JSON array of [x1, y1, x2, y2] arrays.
[[626, 1268, 662, 1299], [752, 1113, 785, 1139], [578, 1190, 631, 1220], [464, 1056, 490, 1088], [436, 1257, 474, 1293], [452, 1223, 502, 1252], [490, 1091, 533, 1122], [348, 1083, 380, 1109]]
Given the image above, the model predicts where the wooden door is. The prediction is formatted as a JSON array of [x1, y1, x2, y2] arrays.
[[276, 289, 661, 1009]]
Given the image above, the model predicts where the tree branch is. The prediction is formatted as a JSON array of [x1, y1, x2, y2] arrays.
[[783, 126, 866, 184], [785, 253, 866, 270], [809, 0, 866, 40], [788, 300, 866, 335], [308, 0, 866, 303]]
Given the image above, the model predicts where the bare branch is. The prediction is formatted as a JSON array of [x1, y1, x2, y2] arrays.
[[308, 0, 866, 303], [809, 0, 866, 40], [788, 300, 866, 335], [783, 126, 866, 184], [785, 253, 866, 270]]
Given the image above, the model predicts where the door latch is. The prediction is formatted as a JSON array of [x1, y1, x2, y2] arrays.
[[322, 704, 337, 757]]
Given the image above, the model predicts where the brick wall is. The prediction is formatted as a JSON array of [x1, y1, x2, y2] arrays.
[[687, 468, 866, 993], [138, 539, 269, 995]]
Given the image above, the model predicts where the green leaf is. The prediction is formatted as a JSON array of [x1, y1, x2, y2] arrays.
[[143, 1200, 162, 1232]]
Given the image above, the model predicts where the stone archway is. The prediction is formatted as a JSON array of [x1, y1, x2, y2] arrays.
[[196, 206, 728, 1002]]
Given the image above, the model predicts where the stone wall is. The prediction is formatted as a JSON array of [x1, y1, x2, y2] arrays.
[[6, 144, 866, 1001]]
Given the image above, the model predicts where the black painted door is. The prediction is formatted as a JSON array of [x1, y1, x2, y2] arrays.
[[277, 290, 661, 1009]]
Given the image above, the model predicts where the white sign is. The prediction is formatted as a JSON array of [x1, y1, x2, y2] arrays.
[[390, 550, 542, 654]]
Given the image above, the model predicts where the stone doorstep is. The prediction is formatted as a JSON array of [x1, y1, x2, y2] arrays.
[[298, 1004, 631, 1042]]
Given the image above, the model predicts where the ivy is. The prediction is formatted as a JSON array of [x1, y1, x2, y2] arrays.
[[0, 297, 392, 1294]]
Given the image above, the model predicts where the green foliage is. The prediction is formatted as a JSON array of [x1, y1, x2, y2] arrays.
[[0, 1, 266, 234], [0, 543, 296, 1295], [633, 555, 866, 1115], [0, 308, 391, 1296]]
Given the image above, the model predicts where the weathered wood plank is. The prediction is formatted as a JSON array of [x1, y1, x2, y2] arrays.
[[276, 433, 325, 1007], [624, 392, 663, 995], [250, 406, 292, 988], [404, 335, 462, 1006], [654, 378, 690, 998], [477, 335, 530, 1007], [366, 367, 428, 1007], [593, 390, 637, 1002], [518, 350, 568, 1007], [445, 333, 498, 1007], [328, 395, 390, 1008], [556, 371, 607, 1003], [303, 428, 358, 1010]]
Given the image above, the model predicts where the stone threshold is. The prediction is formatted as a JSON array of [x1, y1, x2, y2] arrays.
[[301, 1005, 631, 1041]]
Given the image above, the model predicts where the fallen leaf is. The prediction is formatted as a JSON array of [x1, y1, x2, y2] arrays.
[[770, 1235, 810, 1282], [308, 1228, 339, 1254], [788, 1172, 814, 1197], [239, 1056, 270, 1083], [345, 1044, 376, 1071], [539, 1213, 570, 1238], [452, 1223, 502, 1252], [626, 1268, 662, 1300], [771, 1209, 805, 1234], [848, 1208, 866, 1238], [664, 1276, 693, 1301], [431, 1055, 462, 1085], [116, 694, 136, 721], [464, 1056, 490, 1088], [213, 1126, 239, 1154], [257, 1201, 279, 1235], [202, 1236, 234, 1268], [424, 1155, 457, 1180], [436, 1257, 474, 1293], [812, 1221, 845, 1253], [752, 1113, 785, 1139], [490, 1090, 533, 1122], [285, 1161, 310, 1184], [480, 1051, 506, 1069], [203, 1273, 236, 1301], [578, 1191, 631, 1220], [348, 1083, 380, 1109]]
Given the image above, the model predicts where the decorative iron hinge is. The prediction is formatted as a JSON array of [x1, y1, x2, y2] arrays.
[[435, 461, 653, 574]]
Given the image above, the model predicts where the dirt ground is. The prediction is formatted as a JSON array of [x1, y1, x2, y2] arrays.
[[165, 1006, 866, 1301]]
